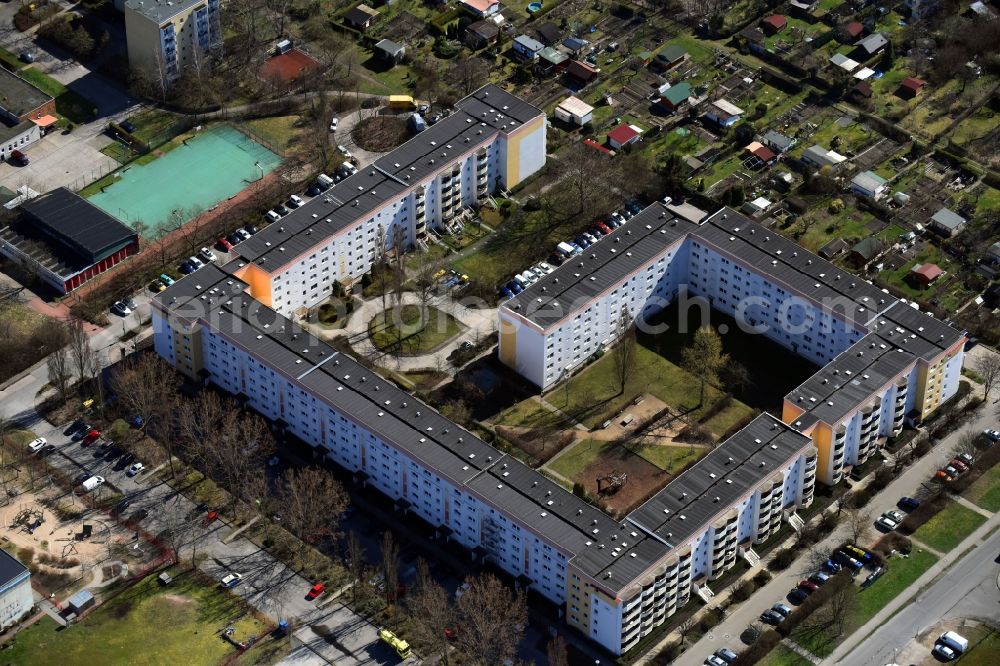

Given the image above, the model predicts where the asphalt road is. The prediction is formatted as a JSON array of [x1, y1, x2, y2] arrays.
[[833, 521, 1000, 666], [670, 369, 1000, 666]]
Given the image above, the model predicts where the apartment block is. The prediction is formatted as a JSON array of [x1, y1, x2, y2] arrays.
[[124, 0, 222, 86], [230, 85, 546, 318], [152, 256, 814, 655], [499, 205, 966, 480]]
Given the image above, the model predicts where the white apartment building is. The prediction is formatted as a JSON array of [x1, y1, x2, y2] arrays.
[[232, 85, 546, 318], [0, 550, 32, 631], [124, 0, 222, 86], [152, 256, 815, 655], [499, 205, 965, 483]]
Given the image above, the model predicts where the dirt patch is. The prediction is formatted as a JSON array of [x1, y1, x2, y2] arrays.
[[578, 444, 669, 518], [351, 115, 409, 153], [163, 593, 194, 605]]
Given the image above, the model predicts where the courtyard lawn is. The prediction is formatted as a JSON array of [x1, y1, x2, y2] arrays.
[[963, 465, 1000, 512], [369, 304, 463, 355], [911, 499, 987, 552], [127, 108, 181, 145], [758, 644, 812, 666], [629, 442, 703, 473], [18, 67, 96, 124], [853, 548, 938, 626], [959, 630, 1000, 666], [549, 438, 604, 481], [0, 570, 268, 666], [495, 398, 568, 430], [539, 344, 755, 433]]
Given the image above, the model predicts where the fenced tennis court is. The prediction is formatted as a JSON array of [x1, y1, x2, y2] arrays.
[[86, 124, 282, 235]]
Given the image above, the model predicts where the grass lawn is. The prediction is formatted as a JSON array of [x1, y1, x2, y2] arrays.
[[757, 644, 812, 666], [0, 570, 268, 666], [0, 47, 26, 72], [18, 66, 96, 124], [244, 115, 302, 152], [911, 499, 987, 552], [540, 344, 754, 433], [963, 465, 1000, 512], [960, 630, 1000, 666], [369, 304, 463, 355], [495, 398, 568, 430], [549, 438, 605, 481], [127, 108, 181, 145], [973, 184, 1000, 215], [629, 442, 703, 473], [854, 548, 938, 626]]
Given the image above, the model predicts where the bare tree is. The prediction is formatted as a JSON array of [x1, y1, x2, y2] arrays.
[[453, 574, 528, 666], [450, 58, 489, 96], [346, 531, 366, 605], [46, 345, 72, 403], [276, 467, 349, 543], [844, 507, 873, 545], [67, 318, 93, 385], [111, 354, 182, 473], [407, 559, 454, 664], [676, 615, 698, 646], [973, 353, 1000, 400], [612, 306, 637, 395], [381, 530, 400, 607], [954, 430, 980, 463], [803, 581, 857, 638], [546, 635, 569, 666]]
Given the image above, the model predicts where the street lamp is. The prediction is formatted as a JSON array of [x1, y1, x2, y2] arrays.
[[254, 161, 263, 181]]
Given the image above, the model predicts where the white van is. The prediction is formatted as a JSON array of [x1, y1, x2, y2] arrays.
[[265, 210, 281, 223], [556, 241, 576, 257], [81, 475, 105, 492], [938, 631, 968, 654], [317, 173, 334, 188]]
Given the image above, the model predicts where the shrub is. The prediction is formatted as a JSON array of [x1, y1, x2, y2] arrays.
[[897, 493, 949, 535], [776, 571, 852, 638], [752, 570, 772, 587], [732, 580, 755, 601], [769, 548, 795, 571]]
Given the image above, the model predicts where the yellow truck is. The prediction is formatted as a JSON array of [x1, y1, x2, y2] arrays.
[[378, 628, 411, 658], [388, 95, 416, 110]]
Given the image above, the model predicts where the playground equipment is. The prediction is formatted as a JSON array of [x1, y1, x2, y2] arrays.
[[596, 470, 628, 495]]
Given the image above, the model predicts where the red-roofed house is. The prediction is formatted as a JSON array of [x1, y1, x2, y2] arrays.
[[607, 123, 641, 150], [745, 141, 776, 165], [565, 59, 598, 83], [852, 80, 873, 99], [909, 262, 943, 286], [897, 76, 925, 98], [761, 15, 788, 35], [842, 21, 865, 41], [459, 0, 501, 18]]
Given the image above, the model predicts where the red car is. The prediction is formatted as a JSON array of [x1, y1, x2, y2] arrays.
[[948, 458, 968, 472], [306, 583, 325, 600], [444, 626, 457, 640], [595, 221, 612, 235], [798, 579, 819, 592], [80, 430, 101, 446], [216, 237, 233, 252]]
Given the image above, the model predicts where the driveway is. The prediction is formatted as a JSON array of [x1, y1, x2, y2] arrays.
[[667, 374, 1000, 666], [333, 103, 391, 170]]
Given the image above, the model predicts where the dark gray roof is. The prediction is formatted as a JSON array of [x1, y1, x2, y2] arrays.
[[234, 85, 542, 272], [154, 262, 661, 589], [762, 130, 794, 152], [785, 333, 915, 425], [0, 68, 53, 119], [0, 547, 29, 586], [503, 206, 964, 360], [19, 187, 138, 266], [0, 119, 35, 144], [124, 0, 208, 24], [628, 415, 812, 549], [855, 32, 888, 55], [504, 203, 698, 329]]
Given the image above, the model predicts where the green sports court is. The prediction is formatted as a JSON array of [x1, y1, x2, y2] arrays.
[[87, 124, 281, 234]]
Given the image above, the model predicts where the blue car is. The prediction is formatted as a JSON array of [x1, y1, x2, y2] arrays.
[[179, 261, 196, 274], [574, 236, 590, 248], [130, 415, 144, 428], [227, 232, 242, 246], [898, 496, 920, 511], [507, 280, 523, 294], [822, 559, 842, 574], [500, 287, 514, 300]]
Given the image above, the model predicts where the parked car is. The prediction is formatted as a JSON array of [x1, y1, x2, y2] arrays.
[[287, 194, 304, 209], [337, 145, 352, 159], [931, 643, 957, 661], [126, 462, 145, 477], [198, 247, 217, 263], [822, 559, 842, 574], [499, 286, 514, 300], [18, 50, 33, 63], [81, 430, 101, 446], [226, 232, 242, 247], [956, 452, 974, 466], [704, 655, 727, 666], [948, 458, 968, 472], [187, 255, 204, 270], [236, 227, 253, 240], [983, 428, 1000, 443], [9, 150, 29, 166], [329, 117, 338, 132], [843, 545, 873, 563], [27, 438, 47, 453], [861, 566, 884, 588], [883, 509, 904, 523], [81, 475, 105, 492], [306, 583, 325, 600], [179, 260, 196, 275], [898, 496, 920, 511], [72, 426, 91, 442], [875, 515, 899, 531], [114, 498, 132, 515], [149, 279, 167, 293], [274, 204, 290, 216], [220, 572, 243, 588], [265, 210, 281, 223], [111, 301, 131, 317], [808, 572, 830, 587], [797, 579, 819, 593], [306, 184, 321, 197], [216, 237, 233, 252], [935, 466, 958, 482], [759, 609, 784, 625], [831, 551, 862, 572], [787, 588, 809, 605], [771, 603, 792, 618], [714, 648, 738, 664]]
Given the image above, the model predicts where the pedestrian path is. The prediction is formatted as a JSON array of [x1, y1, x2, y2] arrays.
[[782, 638, 820, 665]]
